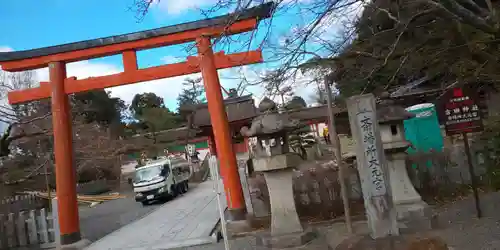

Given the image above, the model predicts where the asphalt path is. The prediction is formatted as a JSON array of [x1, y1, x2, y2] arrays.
[[79, 184, 200, 242]]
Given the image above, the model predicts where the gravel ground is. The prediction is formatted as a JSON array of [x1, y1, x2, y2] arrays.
[[433, 191, 500, 250], [173, 191, 500, 250]]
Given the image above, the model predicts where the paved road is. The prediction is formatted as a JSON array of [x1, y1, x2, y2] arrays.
[[79, 183, 201, 242], [79, 190, 168, 242], [84, 181, 225, 250]]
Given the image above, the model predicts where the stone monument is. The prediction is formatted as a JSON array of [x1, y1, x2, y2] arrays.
[[347, 94, 400, 239], [240, 97, 316, 248]]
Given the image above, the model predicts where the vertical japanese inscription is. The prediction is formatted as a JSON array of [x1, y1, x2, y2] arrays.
[[347, 94, 398, 238], [357, 109, 387, 196]]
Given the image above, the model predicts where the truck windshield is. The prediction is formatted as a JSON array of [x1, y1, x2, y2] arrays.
[[134, 165, 163, 183]]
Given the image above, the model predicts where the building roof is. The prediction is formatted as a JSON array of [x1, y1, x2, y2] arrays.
[[131, 127, 201, 143], [192, 95, 258, 127]]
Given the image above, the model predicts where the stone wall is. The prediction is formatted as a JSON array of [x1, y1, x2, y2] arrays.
[[438, 131, 486, 185]]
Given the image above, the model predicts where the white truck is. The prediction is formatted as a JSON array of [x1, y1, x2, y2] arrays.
[[133, 157, 191, 205]]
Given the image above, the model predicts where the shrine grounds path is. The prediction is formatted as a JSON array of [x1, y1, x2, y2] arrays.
[[170, 190, 500, 250]]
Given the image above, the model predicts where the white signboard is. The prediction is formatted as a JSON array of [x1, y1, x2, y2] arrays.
[[186, 144, 196, 155]]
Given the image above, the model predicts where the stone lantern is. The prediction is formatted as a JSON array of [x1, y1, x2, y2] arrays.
[[241, 98, 315, 248], [377, 98, 433, 231]]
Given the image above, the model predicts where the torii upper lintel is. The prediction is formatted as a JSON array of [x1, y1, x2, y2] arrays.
[[0, 2, 274, 71]]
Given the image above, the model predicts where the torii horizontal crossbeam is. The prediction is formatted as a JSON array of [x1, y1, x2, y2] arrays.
[[7, 50, 263, 104]]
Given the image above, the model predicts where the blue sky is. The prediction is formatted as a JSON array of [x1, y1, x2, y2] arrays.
[[0, 0, 337, 112]]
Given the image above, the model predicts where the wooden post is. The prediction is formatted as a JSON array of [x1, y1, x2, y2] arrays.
[[196, 36, 246, 220], [49, 62, 81, 245], [463, 132, 482, 218], [324, 76, 353, 234], [346, 94, 399, 239]]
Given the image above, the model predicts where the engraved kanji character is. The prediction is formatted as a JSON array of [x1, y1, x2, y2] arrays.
[[366, 144, 377, 158], [360, 116, 372, 132], [368, 158, 379, 168], [364, 131, 375, 145]]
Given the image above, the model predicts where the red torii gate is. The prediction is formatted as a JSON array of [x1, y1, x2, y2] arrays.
[[0, 3, 274, 246]]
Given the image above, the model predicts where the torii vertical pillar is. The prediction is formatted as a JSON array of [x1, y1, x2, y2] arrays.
[[49, 62, 83, 245], [197, 36, 246, 220]]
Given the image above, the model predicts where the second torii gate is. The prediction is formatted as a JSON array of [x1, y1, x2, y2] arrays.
[[0, 2, 274, 247]]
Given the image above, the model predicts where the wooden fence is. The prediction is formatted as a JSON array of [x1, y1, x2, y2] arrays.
[[0, 194, 49, 214], [0, 205, 57, 249]]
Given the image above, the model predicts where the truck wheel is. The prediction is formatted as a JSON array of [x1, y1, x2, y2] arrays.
[[178, 183, 186, 194], [141, 201, 149, 206], [184, 182, 189, 192], [171, 185, 178, 197]]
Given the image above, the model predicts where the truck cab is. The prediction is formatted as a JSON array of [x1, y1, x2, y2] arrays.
[[133, 157, 190, 205]]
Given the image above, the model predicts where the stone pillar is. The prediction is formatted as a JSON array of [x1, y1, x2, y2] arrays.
[[266, 169, 303, 234], [253, 155, 304, 236], [387, 152, 422, 205], [347, 94, 399, 239]]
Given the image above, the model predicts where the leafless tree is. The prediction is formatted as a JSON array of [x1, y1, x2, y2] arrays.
[[131, 0, 500, 98]]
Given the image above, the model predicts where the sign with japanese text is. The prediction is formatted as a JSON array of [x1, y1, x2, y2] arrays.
[[437, 87, 483, 135], [356, 108, 387, 196]]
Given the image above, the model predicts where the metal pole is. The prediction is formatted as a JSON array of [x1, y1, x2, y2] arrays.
[[462, 132, 482, 218], [45, 157, 52, 211], [209, 156, 230, 250], [324, 75, 353, 234]]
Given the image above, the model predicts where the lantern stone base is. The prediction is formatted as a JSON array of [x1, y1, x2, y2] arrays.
[[396, 202, 437, 233], [387, 153, 437, 232], [256, 228, 322, 249]]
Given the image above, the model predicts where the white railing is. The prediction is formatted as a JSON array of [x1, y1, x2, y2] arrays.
[[0, 199, 58, 249]]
